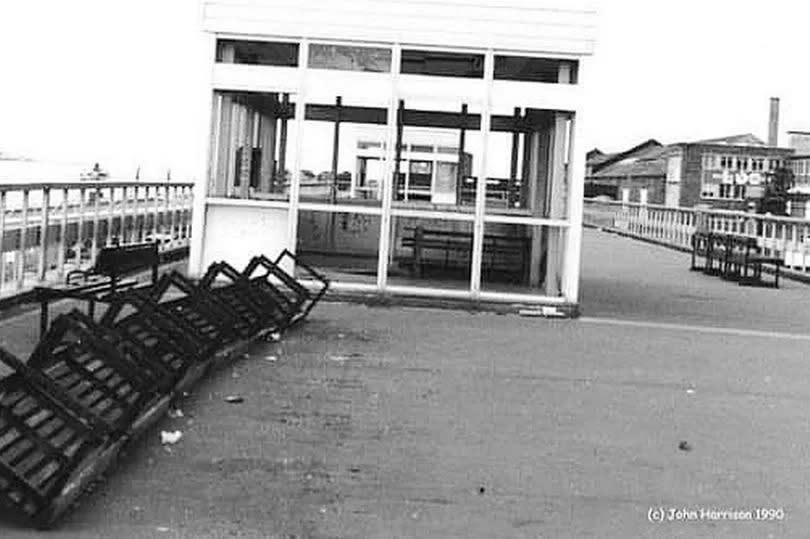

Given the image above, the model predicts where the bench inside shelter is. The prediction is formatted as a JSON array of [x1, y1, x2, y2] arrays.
[[399, 226, 530, 282]]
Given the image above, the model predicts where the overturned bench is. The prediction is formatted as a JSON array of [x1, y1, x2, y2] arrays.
[[0, 251, 330, 528]]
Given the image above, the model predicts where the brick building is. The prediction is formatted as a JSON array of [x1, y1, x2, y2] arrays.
[[586, 134, 794, 210]]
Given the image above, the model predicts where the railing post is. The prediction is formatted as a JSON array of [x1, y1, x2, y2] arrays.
[[57, 187, 68, 278], [37, 187, 51, 281], [92, 186, 101, 263], [119, 185, 128, 246], [17, 189, 29, 290], [0, 190, 6, 293], [106, 185, 116, 247], [151, 185, 160, 241], [75, 188, 86, 268], [166, 185, 174, 249]]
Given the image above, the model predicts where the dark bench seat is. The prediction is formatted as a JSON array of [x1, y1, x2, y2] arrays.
[[691, 231, 782, 288], [35, 242, 160, 337], [399, 226, 530, 279]]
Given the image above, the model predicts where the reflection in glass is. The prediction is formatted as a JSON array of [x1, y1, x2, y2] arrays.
[[209, 91, 296, 201], [480, 223, 564, 297], [298, 96, 388, 206], [308, 44, 392, 72], [295, 210, 380, 284], [392, 99, 480, 209], [387, 216, 473, 290], [216, 39, 299, 67]]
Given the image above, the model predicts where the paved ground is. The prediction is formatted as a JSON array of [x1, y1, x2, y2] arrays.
[[2, 229, 810, 538]]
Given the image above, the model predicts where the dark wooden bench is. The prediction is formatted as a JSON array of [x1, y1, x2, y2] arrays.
[[34, 242, 160, 337], [722, 234, 782, 288], [691, 231, 782, 288], [399, 226, 529, 279]]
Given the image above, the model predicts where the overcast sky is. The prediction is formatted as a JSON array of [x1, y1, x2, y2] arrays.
[[1, 0, 809, 180]]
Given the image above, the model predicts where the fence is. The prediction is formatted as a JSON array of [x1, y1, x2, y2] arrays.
[[583, 198, 810, 271], [0, 181, 194, 296]]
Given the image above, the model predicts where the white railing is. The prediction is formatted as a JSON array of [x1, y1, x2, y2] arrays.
[[583, 198, 810, 271], [0, 181, 194, 297]]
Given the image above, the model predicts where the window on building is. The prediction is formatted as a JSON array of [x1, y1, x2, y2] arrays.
[[308, 44, 392, 73], [216, 39, 299, 67], [401, 49, 485, 78], [493, 56, 578, 83]]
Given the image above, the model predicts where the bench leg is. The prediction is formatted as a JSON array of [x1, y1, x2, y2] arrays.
[[39, 300, 49, 338]]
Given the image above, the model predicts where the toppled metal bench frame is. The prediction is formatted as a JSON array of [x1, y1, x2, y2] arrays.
[[0, 251, 330, 528]]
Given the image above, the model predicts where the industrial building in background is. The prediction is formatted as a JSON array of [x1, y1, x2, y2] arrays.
[[586, 97, 810, 218]]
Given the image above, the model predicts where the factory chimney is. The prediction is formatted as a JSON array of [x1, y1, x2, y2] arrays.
[[769, 97, 780, 147]]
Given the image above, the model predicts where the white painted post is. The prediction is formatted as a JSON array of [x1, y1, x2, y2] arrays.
[[76, 188, 86, 266], [376, 43, 401, 291], [470, 50, 494, 297], [57, 187, 68, 277], [92, 186, 101, 262], [37, 187, 50, 281], [0, 190, 5, 292], [106, 185, 116, 247], [562, 109, 587, 303], [17, 190, 29, 290], [119, 186, 127, 246]]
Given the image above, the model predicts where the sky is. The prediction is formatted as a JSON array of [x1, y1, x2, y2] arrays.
[[1, 0, 810, 181]]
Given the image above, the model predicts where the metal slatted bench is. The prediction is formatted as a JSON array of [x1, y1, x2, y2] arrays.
[[691, 231, 727, 275], [35, 242, 160, 338], [0, 349, 108, 528], [25, 312, 161, 435], [399, 226, 530, 280], [242, 250, 330, 328], [198, 262, 277, 337], [143, 272, 247, 344], [99, 291, 212, 382], [721, 234, 782, 288], [691, 232, 782, 288], [0, 251, 333, 529]]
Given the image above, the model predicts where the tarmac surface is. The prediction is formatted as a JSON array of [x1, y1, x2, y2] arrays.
[[2, 229, 810, 538]]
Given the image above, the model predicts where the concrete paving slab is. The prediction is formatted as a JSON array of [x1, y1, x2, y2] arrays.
[[0, 229, 808, 537]]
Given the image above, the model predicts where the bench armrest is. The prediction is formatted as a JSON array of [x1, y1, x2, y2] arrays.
[[66, 269, 92, 285]]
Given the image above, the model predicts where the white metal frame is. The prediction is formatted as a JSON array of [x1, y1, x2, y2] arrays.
[[198, 33, 587, 305]]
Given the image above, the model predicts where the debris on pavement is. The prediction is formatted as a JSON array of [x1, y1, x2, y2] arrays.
[[160, 430, 183, 445], [265, 354, 279, 362], [518, 306, 566, 318], [678, 440, 692, 452], [167, 408, 184, 419], [266, 331, 282, 342], [329, 352, 364, 362], [225, 395, 245, 404]]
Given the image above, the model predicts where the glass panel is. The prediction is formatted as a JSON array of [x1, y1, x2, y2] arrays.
[[297, 93, 389, 207], [494, 56, 578, 84], [216, 39, 299, 67], [309, 44, 392, 73], [387, 215, 473, 291], [295, 210, 380, 284], [393, 97, 481, 211], [401, 49, 484, 79], [209, 91, 297, 201], [480, 223, 564, 297], [485, 105, 572, 218]]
